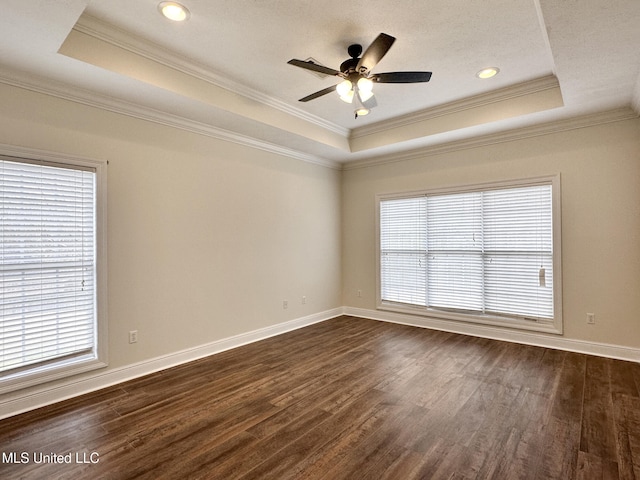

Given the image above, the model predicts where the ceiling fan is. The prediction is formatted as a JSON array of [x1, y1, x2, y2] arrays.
[[287, 33, 432, 118]]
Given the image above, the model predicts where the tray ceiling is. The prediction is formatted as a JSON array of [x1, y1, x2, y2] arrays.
[[1, 0, 639, 166]]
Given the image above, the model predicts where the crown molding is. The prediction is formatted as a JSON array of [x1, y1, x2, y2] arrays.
[[0, 73, 341, 170], [3, 70, 635, 172], [73, 15, 350, 139], [351, 75, 561, 140], [343, 107, 639, 170]]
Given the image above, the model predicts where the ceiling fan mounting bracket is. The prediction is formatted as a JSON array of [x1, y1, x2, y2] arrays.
[[347, 44, 362, 59], [341, 43, 365, 73]]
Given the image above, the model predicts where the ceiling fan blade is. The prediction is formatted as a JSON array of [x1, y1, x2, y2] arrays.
[[356, 33, 395, 73], [298, 85, 338, 102], [287, 59, 342, 77], [373, 71, 432, 83]]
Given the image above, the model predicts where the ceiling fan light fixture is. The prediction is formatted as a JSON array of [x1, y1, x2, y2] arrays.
[[357, 77, 374, 101], [337, 80, 354, 103], [476, 67, 499, 79], [158, 2, 190, 21], [287, 33, 433, 116], [357, 77, 373, 93], [359, 90, 374, 102]]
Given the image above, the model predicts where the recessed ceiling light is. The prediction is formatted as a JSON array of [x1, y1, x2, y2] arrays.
[[158, 2, 190, 22], [476, 67, 500, 79]]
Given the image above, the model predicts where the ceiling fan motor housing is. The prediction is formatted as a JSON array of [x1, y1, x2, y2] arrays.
[[341, 44, 365, 73]]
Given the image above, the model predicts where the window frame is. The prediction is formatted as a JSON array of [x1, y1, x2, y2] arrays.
[[376, 175, 562, 334], [0, 151, 108, 394]]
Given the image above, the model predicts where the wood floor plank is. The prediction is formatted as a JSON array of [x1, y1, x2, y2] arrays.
[[316, 400, 421, 480], [611, 393, 640, 480], [1, 316, 640, 479], [238, 388, 399, 480], [576, 451, 620, 480], [581, 356, 618, 460], [192, 408, 333, 479]]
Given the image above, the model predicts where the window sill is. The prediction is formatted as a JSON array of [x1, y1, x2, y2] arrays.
[[0, 355, 108, 395], [377, 302, 563, 335]]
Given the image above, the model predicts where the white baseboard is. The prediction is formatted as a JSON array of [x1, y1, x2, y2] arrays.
[[343, 306, 640, 363], [0, 308, 343, 420], [3, 305, 638, 420]]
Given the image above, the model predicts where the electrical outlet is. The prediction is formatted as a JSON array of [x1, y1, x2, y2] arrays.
[[302, 296, 307, 304], [283, 300, 288, 309], [357, 290, 362, 298], [586, 313, 595, 325], [129, 330, 138, 344]]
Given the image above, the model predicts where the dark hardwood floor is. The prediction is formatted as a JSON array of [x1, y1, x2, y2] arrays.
[[1, 316, 639, 479]]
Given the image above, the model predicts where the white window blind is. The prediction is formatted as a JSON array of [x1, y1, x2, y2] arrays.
[[380, 197, 427, 306], [1, 158, 96, 375], [379, 180, 557, 326]]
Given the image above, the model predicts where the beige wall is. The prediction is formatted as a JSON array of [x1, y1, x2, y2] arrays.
[[0, 83, 342, 378], [342, 119, 640, 349], [0, 80, 639, 414]]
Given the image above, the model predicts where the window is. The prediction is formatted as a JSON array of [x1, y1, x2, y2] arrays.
[[377, 176, 562, 334], [0, 154, 107, 393]]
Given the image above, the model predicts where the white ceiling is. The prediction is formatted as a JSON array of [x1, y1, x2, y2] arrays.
[[1, 0, 639, 166]]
